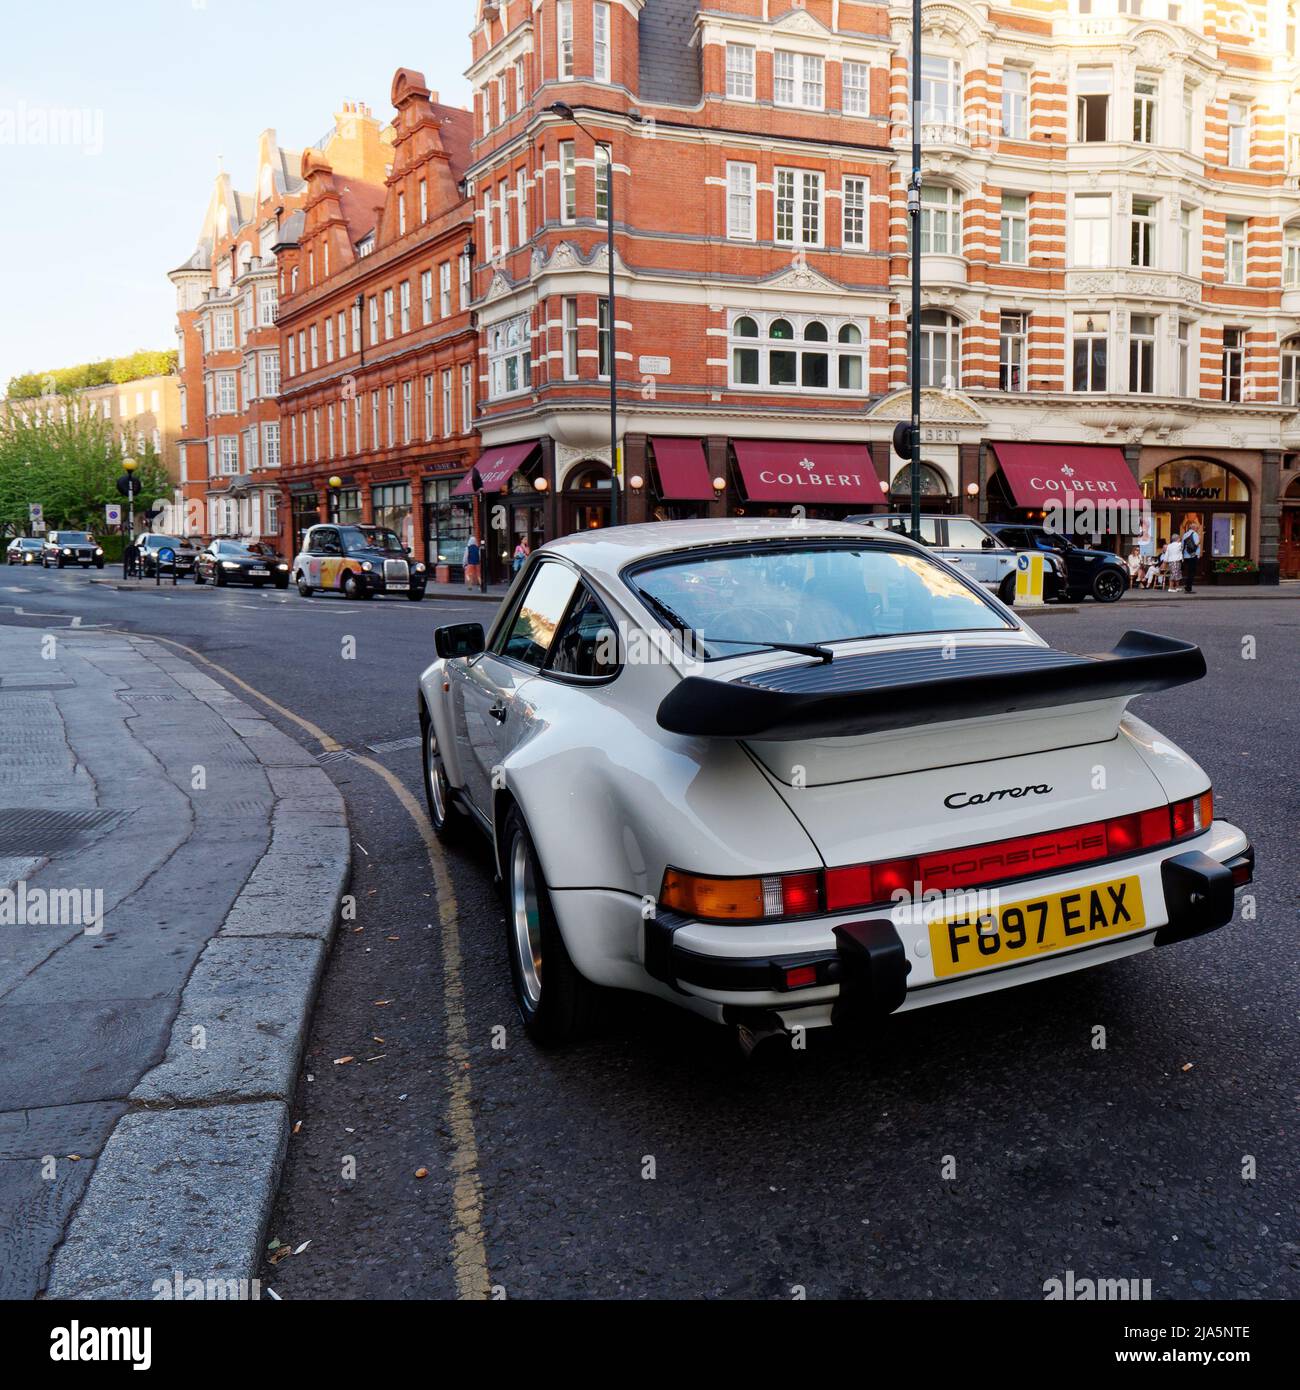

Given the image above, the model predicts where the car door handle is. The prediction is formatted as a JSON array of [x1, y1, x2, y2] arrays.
[[489, 701, 508, 723]]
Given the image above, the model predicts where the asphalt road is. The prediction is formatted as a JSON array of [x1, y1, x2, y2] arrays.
[[3, 565, 1295, 1301]]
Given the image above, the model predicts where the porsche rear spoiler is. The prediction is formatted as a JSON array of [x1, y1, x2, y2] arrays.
[[656, 630, 1205, 742]]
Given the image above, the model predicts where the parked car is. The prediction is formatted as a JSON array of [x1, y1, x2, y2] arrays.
[[6, 538, 44, 565], [847, 512, 1066, 603], [133, 534, 200, 578], [986, 523, 1129, 603], [194, 539, 290, 589], [41, 531, 104, 569], [291, 523, 426, 601], [416, 519, 1252, 1046]]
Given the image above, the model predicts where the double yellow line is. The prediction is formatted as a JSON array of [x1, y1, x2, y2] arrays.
[[104, 628, 490, 1299]]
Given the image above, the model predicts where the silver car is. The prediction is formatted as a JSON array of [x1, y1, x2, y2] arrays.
[[848, 513, 1065, 602], [416, 519, 1250, 1048]]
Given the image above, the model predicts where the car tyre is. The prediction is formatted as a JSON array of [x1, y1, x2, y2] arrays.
[[274, 577, 289, 590], [1092, 569, 1125, 604], [998, 574, 1015, 605], [296, 575, 313, 597], [407, 588, 423, 602], [342, 571, 363, 600], [501, 807, 601, 1046], [194, 570, 206, 585], [215, 567, 227, 587], [94, 559, 103, 569], [421, 717, 464, 844]]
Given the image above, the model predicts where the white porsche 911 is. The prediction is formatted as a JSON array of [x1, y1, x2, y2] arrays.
[[417, 519, 1252, 1046]]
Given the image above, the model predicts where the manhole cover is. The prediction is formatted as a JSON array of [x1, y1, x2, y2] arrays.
[[0, 807, 128, 853]]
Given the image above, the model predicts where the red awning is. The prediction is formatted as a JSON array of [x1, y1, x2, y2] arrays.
[[989, 442, 1144, 508], [453, 440, 540, 496], [732, 440, 882, 504], [651, 438, 714, 500]]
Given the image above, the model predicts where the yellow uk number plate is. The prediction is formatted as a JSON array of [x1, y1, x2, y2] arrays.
[[928, 875, 1146, 980]]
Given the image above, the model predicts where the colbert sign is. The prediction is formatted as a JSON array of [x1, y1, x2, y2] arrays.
[[990, 442, 1145, 509], [733, 440, 881, 503]]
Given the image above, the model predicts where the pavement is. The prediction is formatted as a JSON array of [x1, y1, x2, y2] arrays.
[[0, 569, 1294, 1302], [0, 622, 349, 1298]]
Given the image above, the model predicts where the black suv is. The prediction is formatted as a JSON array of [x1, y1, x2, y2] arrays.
[[986, 524, 1128, 603], [42, 531, 104, 569], [133, 534, 200, 578]]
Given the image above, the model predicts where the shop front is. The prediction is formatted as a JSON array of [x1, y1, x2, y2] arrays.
[[888, 462, 956, 514], [727, 439, 884, 519], [1141, 459, 1253, 584], [986, 442, 1145, 553], [1281, 474, 1300, 580], [371, 481, 414, 552], [423, 475, 475, 583], [645, 437, 716, 521], [289, 488, 320, 555], [454, 440, 544, 584]]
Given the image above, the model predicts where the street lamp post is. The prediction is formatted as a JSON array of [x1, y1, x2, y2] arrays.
[[122, 457, 138, 577], [327, 475, 342, 524], [547, 102, 640, 528]]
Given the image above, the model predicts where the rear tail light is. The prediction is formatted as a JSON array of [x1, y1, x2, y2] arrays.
[[662, 789, 1214, 923]]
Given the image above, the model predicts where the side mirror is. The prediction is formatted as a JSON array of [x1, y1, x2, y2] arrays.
[[435, 622, 486, 659]]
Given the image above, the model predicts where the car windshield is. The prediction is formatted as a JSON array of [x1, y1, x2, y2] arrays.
[[58, 533, 93, 544], [150, 536, 182, 549], [631, 543, 1011, 659], [340, 526, 404, 555]]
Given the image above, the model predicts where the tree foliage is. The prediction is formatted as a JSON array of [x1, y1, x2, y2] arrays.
[[6, 350, 177, 401], [0, 408, 171, 535]]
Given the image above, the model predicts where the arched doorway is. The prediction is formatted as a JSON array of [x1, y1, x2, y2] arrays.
[[889, 462, 954, 513], [1141, 458, 1252, 581], [1280, 473, 1300, 579], [560, 461, 612, 536]]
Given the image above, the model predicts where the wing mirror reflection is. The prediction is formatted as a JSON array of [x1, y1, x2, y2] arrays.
[[435, 622, 486, 659]]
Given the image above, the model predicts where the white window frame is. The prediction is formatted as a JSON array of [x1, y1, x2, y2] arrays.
[[920, 55, 962, 126], [218, 435, 239, 475], [842, 176, 867, 248], [728, 312, 869, 394], [920, 185, 962, 255], [262, 422, 280, 468], [440, 261, 452, 317], [487, 312, 532, 399], [442, 369, 453, 437], [562, 297, 579, 378], [774, 167, 823, 247], [1072, 193, 1111, 267], [842, 60, 870, 116], [773, 51, 824, 110], [1128, 313, 1156, 394], [1001, 67, 1028, 139], [999, 311, 1027, 391], [557, 0, 574, 80], [560, 141, 577, 223], [727, 162, 756, 241], [422, 269, 434, 325], [1133, 74, 1157, 144], [260, 351, 280, 397], [1000, 193, 1027, 264], [1072, 311, 1110, 392], [725, 43, 755, 101], [1224, 218, 1246, 284], [1226, 101, 1249, 168], [1130, 198, 1157, 268], [593, 2, 610, 84], [215, 371, 237, 414], [400, 280, 411, 333]]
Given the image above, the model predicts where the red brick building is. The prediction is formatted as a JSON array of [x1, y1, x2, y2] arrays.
[[465, 0, 1300, 582], [273, 72, 478, 573], [465, 0, 898, 581], [168, 113, 391, 544]]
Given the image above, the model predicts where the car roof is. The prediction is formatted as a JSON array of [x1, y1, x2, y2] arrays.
[[537, 517, 928, 586]]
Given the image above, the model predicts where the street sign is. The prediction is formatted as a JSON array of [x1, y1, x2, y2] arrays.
[[1015, 551, 1046, 608], [104, 503, 122, 527], [28, 503, 43, 529]]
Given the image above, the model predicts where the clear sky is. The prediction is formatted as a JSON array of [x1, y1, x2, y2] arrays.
[[0, 0, 473, 391]]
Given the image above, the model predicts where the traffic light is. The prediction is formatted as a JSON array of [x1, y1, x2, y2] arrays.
[[892, 421, 916, 461]]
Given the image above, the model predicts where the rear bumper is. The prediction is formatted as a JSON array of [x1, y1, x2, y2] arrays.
[[640, 822, 1252, 1029]]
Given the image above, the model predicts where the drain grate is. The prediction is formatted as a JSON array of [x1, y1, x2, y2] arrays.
[[117, 691, 180, 703], [366, 735, 421, 755], [0, 807, 128, 853]]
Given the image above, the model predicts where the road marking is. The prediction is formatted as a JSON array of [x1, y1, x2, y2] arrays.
[[90, 626, 490, 1299], [348, 750, 488, 1301]]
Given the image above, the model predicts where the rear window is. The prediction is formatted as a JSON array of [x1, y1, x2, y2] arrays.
[[629, 542, 1010, 660], [56, 533, 93, 544]]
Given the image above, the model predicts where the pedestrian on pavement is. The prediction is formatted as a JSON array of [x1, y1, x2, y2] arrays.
[[1144, 541, 1166, 588], [464, 534, 481, 591], [1181, 522, 1201, 593], [123, 540, 139, 579], [1165, 533, 1184, 590], [1127, 547, 1142, 588], [512, 535, 530, 575]]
